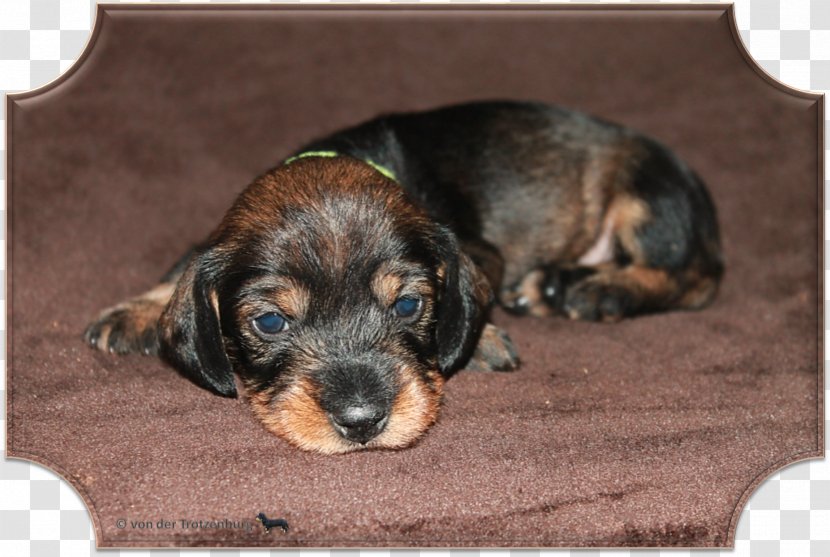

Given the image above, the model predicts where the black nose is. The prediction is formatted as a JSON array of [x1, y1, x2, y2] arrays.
[[329, 404, 389, 444]]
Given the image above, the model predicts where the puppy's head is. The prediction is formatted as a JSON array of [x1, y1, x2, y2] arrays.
[[158, 156, 491, 453]]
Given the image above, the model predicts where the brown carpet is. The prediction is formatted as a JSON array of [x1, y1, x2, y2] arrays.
[[6, 5, 823, 548]]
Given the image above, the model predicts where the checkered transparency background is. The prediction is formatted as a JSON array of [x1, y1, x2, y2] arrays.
[[0, 0, 827, 555]]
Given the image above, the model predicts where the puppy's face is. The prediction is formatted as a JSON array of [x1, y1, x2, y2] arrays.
[[158, 157, 490, 453]]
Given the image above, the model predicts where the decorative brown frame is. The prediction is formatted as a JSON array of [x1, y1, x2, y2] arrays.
[[5, 3, 825, 548]]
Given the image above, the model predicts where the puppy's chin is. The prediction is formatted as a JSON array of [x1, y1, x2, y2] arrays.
[[248, 369, 444, 454]]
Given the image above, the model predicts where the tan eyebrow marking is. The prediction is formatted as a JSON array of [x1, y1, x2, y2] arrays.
[[273, 282, 310, 319], [372, 266, 404, 307], [371, 261, 435, 307], [237, 276, 310, 320]]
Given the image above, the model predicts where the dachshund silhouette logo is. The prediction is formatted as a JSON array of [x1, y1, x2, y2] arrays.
[[256, 513, 289, 534]]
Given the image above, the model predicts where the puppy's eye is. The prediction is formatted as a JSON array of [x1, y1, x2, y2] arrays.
[[252, 312, 289, 337], [393, 296, 422, 319]]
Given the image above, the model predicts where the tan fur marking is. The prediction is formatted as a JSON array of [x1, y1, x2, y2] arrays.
[[585, 266, 675, 299], [373, 369, 444, 449], [435, 262, 447, 284], [619, 266, 673, 293], [678, 275, 719, 309], [92, 282, 175, 351], [466, 323, 520, 371], [208, 289, 220, 316], [371, 267, 404, 307], [611, 195, 651, 264], [123, 303, 161, 335], [372, 262, 436, 314], [249, 366, 443, 454], [144, 282, 176, 304], [514, 269, 551, 317], [232, 277, 310, 327], [94, 325, 112, 350], [499, 266, 564, 317], [565, 266, 677, 322], [577, 151, 620, 254], [250, 377, 354, 455], [274, 283, 310, 319]]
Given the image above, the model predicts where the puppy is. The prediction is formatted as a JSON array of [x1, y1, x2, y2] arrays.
[[84, 101, 723, 453]]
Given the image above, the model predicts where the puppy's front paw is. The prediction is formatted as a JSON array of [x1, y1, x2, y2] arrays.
[[83, 284, 175, 355], [84, 301, 162, 355], [84, 283, 176, 355], [465, 323, 520, 372]]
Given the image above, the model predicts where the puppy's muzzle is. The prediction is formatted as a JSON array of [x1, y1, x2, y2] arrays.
[[328, 404, 389, 444], [318, 363, 396, 445]]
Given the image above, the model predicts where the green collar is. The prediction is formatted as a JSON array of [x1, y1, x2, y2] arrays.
[[284, 150, 398, 182]]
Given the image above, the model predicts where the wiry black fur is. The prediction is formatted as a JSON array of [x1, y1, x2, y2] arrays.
[[83, 100, 722, 452], [302, 100, 723, 302]]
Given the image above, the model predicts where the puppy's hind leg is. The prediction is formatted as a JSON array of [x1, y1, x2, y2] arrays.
[[558, 266, 677, 322], [83, 249, 194, 355], [503, 143, 723, 322], [557, 164, 722, 322]]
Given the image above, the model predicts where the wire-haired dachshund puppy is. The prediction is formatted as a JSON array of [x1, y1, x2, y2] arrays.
[[84, 101, 723, 454]]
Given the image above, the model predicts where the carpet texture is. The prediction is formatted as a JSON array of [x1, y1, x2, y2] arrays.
[[6, 5, 823, 548]]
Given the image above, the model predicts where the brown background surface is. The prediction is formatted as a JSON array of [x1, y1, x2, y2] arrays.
[[6, 5, 824, 547]]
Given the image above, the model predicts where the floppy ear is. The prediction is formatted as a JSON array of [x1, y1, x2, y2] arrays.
[[432, 227, 494, 374], [157, 251, 236, 397]]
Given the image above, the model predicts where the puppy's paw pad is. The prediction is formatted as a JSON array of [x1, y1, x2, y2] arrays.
[[500, 289, 532, 316], [499, 270, 551, 317], [540, 264, 598, 311], [466, 323, 520, 372], [563, 281, 629, 323], [83, 302, 160, 355]]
